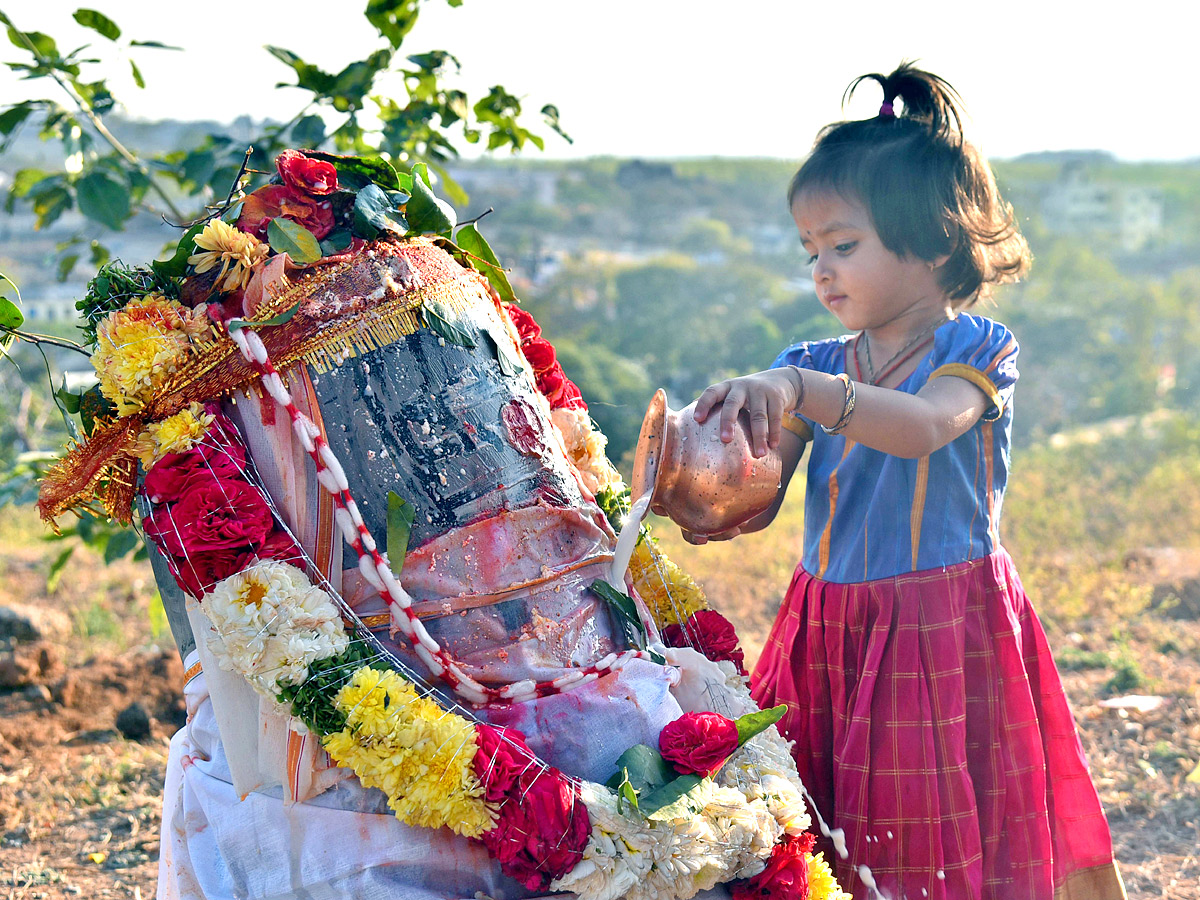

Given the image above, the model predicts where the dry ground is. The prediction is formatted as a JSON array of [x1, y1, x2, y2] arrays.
[[0, 504, 1198, 899]]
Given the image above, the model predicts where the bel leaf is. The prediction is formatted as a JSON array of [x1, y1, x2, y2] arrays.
[[735, 704, 788, 747], [267, 217, 322, 264], [151, 219, 206, 279], [454, 223, 515, 304], [423, 299, 475, 348], [482, 325, 523, 377], [386, 491, 416, 574], [305, 151, 401, 191], [353, 183, 407, 239], [641, 773, 705, 820], [606, 743, 673, 794], [591, 580, 647, 651], [226, 301, 301, 333], [405, 172, 456, 236]]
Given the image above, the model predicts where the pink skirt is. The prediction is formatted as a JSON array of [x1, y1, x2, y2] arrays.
[[752, 550, 1125, 900]]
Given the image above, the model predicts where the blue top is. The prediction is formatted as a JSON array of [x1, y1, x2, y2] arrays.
[[772, 314, 1019, 584]]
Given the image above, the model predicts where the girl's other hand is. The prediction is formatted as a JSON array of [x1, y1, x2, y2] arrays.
[[692, 368, 802, 457]]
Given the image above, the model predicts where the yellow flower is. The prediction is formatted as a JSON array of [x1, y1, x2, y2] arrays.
[[187, 219, 269, 293], [806, 850, 852, 900], [133, 402, 214, 467], [92, 295, 207, 415], [323, 667, 495, 837], [630, 539, 707, 627]]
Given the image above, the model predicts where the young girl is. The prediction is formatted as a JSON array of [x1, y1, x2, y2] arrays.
[[687, 64, 1125, 900]]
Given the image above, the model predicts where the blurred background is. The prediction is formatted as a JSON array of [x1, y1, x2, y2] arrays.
[[0, 2, 1197, 898]]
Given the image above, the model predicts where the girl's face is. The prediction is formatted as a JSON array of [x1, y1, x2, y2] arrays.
[[792, 188, 949, 337]]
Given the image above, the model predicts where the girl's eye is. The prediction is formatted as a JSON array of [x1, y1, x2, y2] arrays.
[[806, 254, 817, 265], [835, 242, 856, 254]]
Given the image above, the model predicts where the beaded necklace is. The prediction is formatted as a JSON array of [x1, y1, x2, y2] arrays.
[[854, 314, 952, 386]]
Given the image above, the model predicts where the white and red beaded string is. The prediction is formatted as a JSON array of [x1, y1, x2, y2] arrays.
[[229, 325, 654, 706]]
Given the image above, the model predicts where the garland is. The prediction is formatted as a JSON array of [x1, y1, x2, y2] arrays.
[[40, 149, 848, 900]]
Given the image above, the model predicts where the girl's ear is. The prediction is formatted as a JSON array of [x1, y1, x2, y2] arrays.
[[929, 253, 951, 270]]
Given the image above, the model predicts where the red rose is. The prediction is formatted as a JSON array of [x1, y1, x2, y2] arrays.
[[554, 377, 586, 411], [168, 546, 246, 597], [479, 765, 590, 891], [662, 609, 747, 675], [474, 724, 536, 803], [144, 478, 275, 558], [237, 184, 335, 241], [275, 149, 338, 196], [521, 337, 557, 373], [658, 710, 740, 777], [142, 415, 246, 503], [731, 833, 815, 900], [504, 303, 541, 341]]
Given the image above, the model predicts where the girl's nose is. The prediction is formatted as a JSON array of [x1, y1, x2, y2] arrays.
[[812, 256, 832, 283]]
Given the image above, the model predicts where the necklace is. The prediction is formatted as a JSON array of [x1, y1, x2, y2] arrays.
[[859, 313, 952, 386]]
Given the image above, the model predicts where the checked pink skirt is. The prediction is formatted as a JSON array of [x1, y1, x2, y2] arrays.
[[752, 550, 1126, 900]]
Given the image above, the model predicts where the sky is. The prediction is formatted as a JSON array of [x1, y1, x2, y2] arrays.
[[2, 0, 1196, 163]]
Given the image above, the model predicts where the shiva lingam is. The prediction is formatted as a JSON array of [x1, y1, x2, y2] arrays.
[[631, 388, 782, 536]]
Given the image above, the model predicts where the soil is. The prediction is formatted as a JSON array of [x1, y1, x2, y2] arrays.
[[0, 539, 1198, 900]]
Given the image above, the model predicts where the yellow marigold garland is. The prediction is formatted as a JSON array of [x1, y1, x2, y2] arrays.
[[629, 538, 707, 627], [322, 666, 496, 837], [806, 850, 853, 900], [132, 402, 214, 467]]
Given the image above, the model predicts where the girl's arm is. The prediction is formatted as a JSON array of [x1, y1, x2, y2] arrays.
[[682, 427, 806, 544], [694, 367, 989, 460]]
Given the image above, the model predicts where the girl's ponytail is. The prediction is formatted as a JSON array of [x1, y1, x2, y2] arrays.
[[847, 63, 963, 142]]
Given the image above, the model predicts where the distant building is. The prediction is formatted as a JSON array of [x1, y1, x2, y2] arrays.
[[1041, 162, 1163, 251]]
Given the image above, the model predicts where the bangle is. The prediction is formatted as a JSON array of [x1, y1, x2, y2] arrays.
[[787, 365, 807, 411], [821, 373, 857, 436]]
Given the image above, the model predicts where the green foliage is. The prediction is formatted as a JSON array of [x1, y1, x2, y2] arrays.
[[386, 490, 415, 572]]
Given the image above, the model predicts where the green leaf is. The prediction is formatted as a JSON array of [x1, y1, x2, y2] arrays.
[[386, 491, 416, 573], [56, 253, 79, 282], [735, 704, 788, 746], [152, 219, 205, 279], [72, 8, 121, 41], [618, 775, 639, 813], [591, 580, 647, 650], [75, 170, 130, 230], [455, 223, 515, 303], [301, 152, 403, 191], [423, 298, 475, 348], [290, 115, 326, 149], [54, 384, 81, 414], [46, 545, 75, 594], [642, 773, 705, 820], [129, 57, 144, 89], [365, 0, 420, 49], [226, 301, 301, 333], [482, 325, 523, 377], [129, 39, 181, 50], [0, 296, 23, 330], [104, 528, 140, 564], [0, 102, 34, 138], [405, 171, 456, 236], [606, 743, 673, 793], [353, 183, 407, 239], [319, 228, 353, 256], [267, 216, 322, 264]]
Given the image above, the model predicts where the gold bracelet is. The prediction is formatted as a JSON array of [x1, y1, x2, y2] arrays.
[[821, 373, 857, 436], [787, 365, 807, 411]]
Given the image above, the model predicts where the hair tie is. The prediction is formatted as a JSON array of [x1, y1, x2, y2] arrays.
[[879, 101, 895, 118]]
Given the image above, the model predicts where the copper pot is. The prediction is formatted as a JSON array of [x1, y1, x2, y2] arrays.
[[631, 389, 782, 536]]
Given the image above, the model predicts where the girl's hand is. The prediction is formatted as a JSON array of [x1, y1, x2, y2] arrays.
[[692, 368, 803, 458]]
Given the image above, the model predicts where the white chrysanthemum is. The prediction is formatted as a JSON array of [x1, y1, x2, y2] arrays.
[[203, 560, 348, 696]]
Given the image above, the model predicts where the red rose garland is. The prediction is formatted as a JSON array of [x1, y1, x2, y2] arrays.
[[503, 302, 586, 411], [732, 832, 816, 900], [662, 609, 748, 676]]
